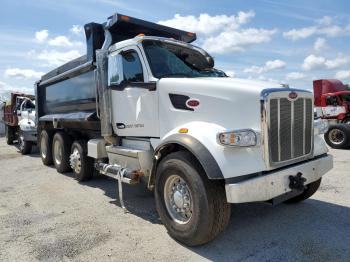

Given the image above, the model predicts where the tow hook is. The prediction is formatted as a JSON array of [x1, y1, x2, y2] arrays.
[[289, 172, 307, 191]]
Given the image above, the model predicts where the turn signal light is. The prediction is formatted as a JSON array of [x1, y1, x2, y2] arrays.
[[179, 128, 188, 134]]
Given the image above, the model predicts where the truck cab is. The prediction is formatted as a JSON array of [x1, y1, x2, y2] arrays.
[[35, 13, 333, 246]]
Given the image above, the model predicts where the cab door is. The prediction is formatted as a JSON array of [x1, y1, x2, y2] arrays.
[[108, 46, 159, 137]]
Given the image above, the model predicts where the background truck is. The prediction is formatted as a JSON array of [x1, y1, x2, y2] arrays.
[[35, 13, 333, 246], [3, 92, 37, 154], [313, 79, 350, 148]]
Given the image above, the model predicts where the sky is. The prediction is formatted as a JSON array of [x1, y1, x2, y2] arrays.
[[0, 0, 350, 100]]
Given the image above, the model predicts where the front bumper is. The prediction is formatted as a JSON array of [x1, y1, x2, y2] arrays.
[[22, 130, 37, 142], [225, 154, 333, 203]]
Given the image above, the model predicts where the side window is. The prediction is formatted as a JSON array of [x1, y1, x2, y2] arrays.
[[121, 51, 144, 82]]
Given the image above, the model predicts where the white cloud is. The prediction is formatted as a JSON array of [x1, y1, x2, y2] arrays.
[[70, 25, 84, 35], [283, 16, 350, 41], [202, 28, 277, 54], [0, 81, 34, 101], [159, 11, 276, 54], [4, 68, 43, 79], [34, 29, 83, 47], [325, 57, 349, 69], [302, 54, 350, 71], [335, 70, 350, 80], [159, 11, 255, 35], [35, 30, 49, 43], [256, 75, 281, 84], [302, 54, 326, 70], [36, 49, 82, 67], [313, 37, 326, 51], [244, 59, 286, 74], [286, 72, 305, 80], [48, 36, 72, 47], [317, 16, 333, 26], [283, 26, 317, 41]]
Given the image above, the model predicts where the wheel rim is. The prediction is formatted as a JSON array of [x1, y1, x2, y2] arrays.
[[53, 140, 63, 165], [40, 136, 47, 158], [70, 147, 81, 173], [19, 134, 24, 150], [329, 129, 345, 145], [164, 175, 193, 224]]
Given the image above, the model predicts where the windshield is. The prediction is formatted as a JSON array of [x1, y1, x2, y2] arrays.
[[341, 94, 350, 103], [142, 40, 226, 78]]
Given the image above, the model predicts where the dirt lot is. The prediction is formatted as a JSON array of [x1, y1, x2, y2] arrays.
[[0, 137, 349, 262]]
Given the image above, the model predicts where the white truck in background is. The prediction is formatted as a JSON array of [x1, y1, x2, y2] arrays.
[[35, 13, 333, 246], [3, 93, 37, 154]]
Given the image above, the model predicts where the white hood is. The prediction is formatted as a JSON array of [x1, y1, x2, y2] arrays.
[[158, 77, 285, 136]]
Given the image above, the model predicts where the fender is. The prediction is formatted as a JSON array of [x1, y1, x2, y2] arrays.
[[153, 133, 224, 180]]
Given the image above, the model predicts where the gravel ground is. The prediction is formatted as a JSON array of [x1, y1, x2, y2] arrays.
[[0, 137, 349, 262]]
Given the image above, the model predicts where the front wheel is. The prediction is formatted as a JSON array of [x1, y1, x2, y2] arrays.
[[70, 141, 94, 181], [324, 124, 350, 149], [18, 131, 32, 155], [155, 151, 231, 246], [5, 125, 15, 145]]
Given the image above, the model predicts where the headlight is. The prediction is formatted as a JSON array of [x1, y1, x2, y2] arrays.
[[217, 129, 259, 147], [314, 119, 329, 135]]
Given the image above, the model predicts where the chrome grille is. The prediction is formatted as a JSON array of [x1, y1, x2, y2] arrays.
[[267, 95, 313, 166]]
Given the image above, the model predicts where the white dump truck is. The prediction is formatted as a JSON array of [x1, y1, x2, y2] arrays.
[[35, 13, 333, 246], [3, 92, 37, 154]]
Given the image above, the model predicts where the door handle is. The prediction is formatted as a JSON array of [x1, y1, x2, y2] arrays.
[[116, 123, 126, 129]]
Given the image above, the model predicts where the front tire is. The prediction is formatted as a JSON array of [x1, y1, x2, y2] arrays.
[[155, 151, 231, 246], [5, 125, 15, 145], [52, 132, 72, 173], [284, 178, 322, 204], [70, 141, 94, 181], [18, 131, 32, 155], [324, 124, 350, 149]]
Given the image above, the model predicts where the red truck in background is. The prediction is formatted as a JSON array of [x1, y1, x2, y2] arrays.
[[313, 79, 350, 149], [3, 92, 37, 154], [314, 79, 350, 124]]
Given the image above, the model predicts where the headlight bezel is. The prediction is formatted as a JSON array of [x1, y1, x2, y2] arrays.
[[314, 119, 329, 135], [217, 129, 260, 147]]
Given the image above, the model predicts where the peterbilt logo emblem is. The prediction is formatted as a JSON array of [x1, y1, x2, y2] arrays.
[[288, 92, 298, 100]]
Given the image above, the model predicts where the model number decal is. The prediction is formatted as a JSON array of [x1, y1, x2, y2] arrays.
[[125, 123, 145, 128]]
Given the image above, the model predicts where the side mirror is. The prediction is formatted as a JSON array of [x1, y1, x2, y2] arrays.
[[108, 53, 124, 87], [17, 112, 21, 117], [206, 56, 214, 68]]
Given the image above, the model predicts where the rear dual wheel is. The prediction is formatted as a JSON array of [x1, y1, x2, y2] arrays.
[[52, 132, 72, 173], [40, 130, 53, 165]]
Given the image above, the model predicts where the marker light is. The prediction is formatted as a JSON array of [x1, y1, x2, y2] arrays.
[[120, 15, 130, 21], [179, 128, 188, 134], [217, 129, 258, 147]]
